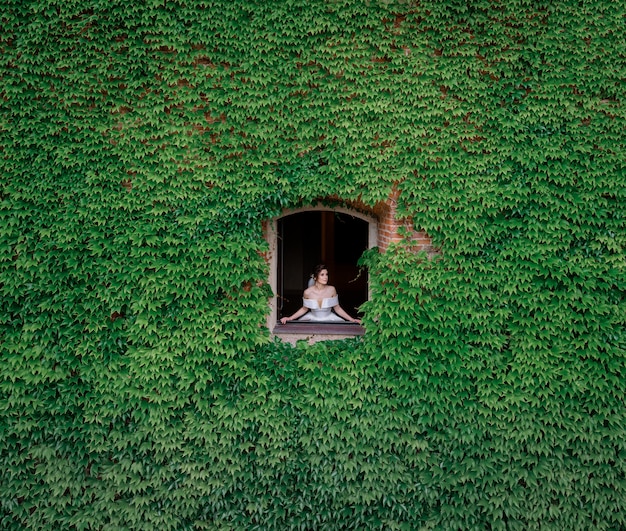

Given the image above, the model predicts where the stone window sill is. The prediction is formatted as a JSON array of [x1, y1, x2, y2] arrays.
[[272, 322, 364, 344]]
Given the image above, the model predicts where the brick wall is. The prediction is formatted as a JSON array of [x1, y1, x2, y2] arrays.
[[264, 183, 435, 259], [264, 188, 435, 329], [374, 184, 434, 254]]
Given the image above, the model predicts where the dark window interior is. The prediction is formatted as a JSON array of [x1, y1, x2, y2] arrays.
[[277, 211, 368, 321]]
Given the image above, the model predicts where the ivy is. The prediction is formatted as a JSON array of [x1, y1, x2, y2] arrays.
[[1, 0, 625, 529]]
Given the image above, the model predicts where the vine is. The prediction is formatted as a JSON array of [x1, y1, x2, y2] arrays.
[[1, 0, 624, 528]]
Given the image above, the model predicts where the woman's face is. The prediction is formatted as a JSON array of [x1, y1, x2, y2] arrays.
[[316, 269, 329, 284]]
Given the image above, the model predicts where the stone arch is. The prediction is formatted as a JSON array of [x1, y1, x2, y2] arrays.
[[264, 202, 378, 330], [262, 189, 434, 342]]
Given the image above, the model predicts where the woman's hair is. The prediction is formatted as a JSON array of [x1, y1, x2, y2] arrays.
[[312, 263, 328, 280]]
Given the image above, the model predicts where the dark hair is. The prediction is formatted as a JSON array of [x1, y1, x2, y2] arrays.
[[312, 264, 328, 280]]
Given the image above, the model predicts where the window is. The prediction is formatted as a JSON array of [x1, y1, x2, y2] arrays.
[[265, 204, 377, 343]]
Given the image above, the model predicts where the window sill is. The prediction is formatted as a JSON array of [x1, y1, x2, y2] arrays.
[[272, 322, 364, 344]]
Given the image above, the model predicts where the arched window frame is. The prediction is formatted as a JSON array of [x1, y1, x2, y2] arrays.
[[265, 202, 378, 342]]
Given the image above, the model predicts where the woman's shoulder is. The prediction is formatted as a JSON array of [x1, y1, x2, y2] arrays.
[[303, 286, 336, 298], [303, 286, 315, 298], [322, 286, 337, 299]]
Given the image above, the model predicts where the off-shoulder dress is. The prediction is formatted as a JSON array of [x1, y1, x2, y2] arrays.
[[295, 295, 346, 322]]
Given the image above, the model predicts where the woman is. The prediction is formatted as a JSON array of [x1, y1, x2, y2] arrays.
[[280, 264, 361, 324]]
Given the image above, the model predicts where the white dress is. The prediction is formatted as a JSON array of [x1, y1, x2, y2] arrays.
[[295, 296, 347, 322]]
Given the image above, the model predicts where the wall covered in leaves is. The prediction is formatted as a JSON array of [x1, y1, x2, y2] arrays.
[[1, 0, 625, 528]]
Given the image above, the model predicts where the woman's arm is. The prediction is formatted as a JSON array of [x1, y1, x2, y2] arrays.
[[332, 303, 361, 324], [280, 306, 308, 324]]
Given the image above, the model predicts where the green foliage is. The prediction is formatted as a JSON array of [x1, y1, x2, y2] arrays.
[[1, 0, 625, 528]]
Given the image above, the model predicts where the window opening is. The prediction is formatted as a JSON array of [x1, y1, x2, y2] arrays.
[[277, 211, 368, 322]]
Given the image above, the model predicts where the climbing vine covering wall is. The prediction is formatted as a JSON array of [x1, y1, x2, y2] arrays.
[[1, 0, 625, 528]]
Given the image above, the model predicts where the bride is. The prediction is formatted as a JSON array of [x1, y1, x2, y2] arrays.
[[280, 264, 361, 324]]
